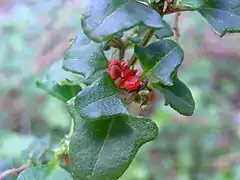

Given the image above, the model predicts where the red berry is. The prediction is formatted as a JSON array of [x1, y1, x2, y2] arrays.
[[108, 59, 122, 80], [108, 59, 121, 69], [122, 76, 141, 91], [108, 59, 141, 91], [121, 64, 132, 77], [108, 65, 122, 80], [121, 62, 138, 77], [118, 78, 125, 89]]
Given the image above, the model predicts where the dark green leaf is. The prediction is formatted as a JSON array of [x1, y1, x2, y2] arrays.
[[135, 40, 184, 86], [155, 21, 174, 39], [68, 102, 158, 180], [75, 73, 128, 120], [17, 165, 73, 180], [82, 0, 163, 42], [36, 60, 82, 102], [63, 29, 108, 80], [154, 78, 195, 116], [129, 36, 142, 44], [178, 0, 240, 36], [63, 60, 107, 80]]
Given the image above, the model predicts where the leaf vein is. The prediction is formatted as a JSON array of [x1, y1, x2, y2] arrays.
[[90, 1, 130, 33], [91, 120, 114, 176], [80, 94, 117, 109]]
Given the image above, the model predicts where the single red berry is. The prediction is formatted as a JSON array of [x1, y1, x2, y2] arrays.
[[122, 76, 141, 91], [63, 155, 71, 166], [121, 62, 138, 77], [108, 59, 121, 68], [108, 59, 122, 80], [108, 65, 122, 80], [121, 64, 132, 77]]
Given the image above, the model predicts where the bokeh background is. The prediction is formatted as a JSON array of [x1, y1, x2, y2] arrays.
[[1, 1, 240, 180]]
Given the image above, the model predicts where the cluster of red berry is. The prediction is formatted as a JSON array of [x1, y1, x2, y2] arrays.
[[108, 60, 141, 91]]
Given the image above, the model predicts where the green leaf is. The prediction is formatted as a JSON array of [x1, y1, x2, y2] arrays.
[[75, 73, 128, 120], [178, 0, 240, 36], [135, 40, 184, 86], [68, 102, 158, 180], [155, 21, 174, 39], [36, 60, 82, 102], [17, 165, 73, 180], [63, 29, 108, 80], [154, 78, 195, 116], [82, 0, 163, 42]]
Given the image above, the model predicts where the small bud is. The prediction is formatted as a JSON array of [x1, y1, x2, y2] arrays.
[[140, 104, 150, 111], [138, 90, 150, 96], [63, 155, 71, 166]]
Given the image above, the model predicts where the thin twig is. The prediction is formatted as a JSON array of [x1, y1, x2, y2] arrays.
[[162, 5, 189, 15], [125, 91, 138, 105], [128, 28, 155, 66], [0, 164, 29, 180], [173, 12, 181, 42], [111, 38, 126, 60]]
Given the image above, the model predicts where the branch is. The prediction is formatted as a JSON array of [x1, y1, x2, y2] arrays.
[[128, 28, 155, 66], [111, 38, 126, 60], [0, 164, 29, 180], [173, 12, 181, 42]]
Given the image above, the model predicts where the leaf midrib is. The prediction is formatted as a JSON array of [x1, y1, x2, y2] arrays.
[[79, 93, 117, 110], [91, 120, 114, 176], [163, 88, 193, 109], [151, 46, 178, 70], [89, 1, 130, 33], [147, 47, 180, 83]]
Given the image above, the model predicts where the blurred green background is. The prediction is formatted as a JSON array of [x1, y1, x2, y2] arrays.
[[1, 1, 240, 180]]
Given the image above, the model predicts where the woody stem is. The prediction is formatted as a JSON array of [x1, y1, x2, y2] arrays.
[[128, 28, 155, 66], [111, 38, 126, 60], [0, 164, 29, 179]]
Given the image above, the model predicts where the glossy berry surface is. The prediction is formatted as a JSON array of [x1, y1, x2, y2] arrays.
[[108, 59, 141, 91]]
